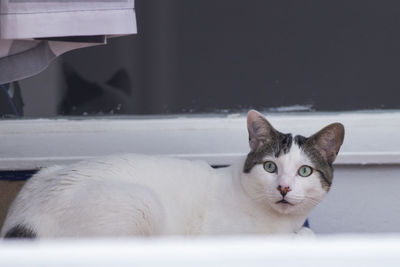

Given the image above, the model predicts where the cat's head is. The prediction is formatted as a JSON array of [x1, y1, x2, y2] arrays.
[[242, 110, 344, 216]]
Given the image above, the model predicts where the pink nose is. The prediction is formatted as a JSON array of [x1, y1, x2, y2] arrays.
[[277, 185, 291, 197]]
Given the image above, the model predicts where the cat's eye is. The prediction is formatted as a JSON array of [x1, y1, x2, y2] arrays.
[[298, 165, 313, 177], [264, 161, 277, 173]]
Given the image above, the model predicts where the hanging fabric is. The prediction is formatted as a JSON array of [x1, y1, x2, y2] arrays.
[[0, 0, 136, 84]]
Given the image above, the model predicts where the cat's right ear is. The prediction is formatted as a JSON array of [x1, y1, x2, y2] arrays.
[[247, 110, 277, 151]]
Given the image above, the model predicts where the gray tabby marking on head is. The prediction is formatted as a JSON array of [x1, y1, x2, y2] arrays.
[[244, 114, 292, 173], [243, 110, 345, 191], [294, 123, 345, 190]]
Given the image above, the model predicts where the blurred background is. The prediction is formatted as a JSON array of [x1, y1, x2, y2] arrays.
[[3, 0, 400, 117]]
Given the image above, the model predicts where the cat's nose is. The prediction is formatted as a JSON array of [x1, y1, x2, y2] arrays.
[[277, 185, 291, 197]]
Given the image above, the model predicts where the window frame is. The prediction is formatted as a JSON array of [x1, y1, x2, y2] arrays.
[[0, 111, 399, 171]]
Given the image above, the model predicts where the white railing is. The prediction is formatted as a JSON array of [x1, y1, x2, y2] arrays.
[[1, 235, 400, 266]]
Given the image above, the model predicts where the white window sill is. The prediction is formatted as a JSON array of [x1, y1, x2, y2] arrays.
[[0, 236, 399, 266], [0, 111, 399, 170]]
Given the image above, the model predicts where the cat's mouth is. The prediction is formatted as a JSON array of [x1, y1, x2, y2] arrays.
[[276, 199, 294, 205]]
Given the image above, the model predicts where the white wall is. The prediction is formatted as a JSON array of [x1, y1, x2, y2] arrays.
[[310, 165, 400, 233]]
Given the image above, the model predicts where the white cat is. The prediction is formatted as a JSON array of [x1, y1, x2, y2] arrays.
[[1, 110, 344, 238]]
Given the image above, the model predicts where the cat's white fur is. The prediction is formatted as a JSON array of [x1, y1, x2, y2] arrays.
[[1, 111, 341, 238]]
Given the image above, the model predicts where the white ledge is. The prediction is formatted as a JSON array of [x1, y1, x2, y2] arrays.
[[0, 111, 399, 170], [0, 236, 400, 266]]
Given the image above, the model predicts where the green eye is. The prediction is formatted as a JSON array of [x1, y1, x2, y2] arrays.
[[298, 165, 313, 177], [264, 161, 277, 173]]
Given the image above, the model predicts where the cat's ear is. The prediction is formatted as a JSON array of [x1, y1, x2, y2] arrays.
[[308, 123, 345, 164], [106, 69, 131, 96], [247, 110, 278, 151]]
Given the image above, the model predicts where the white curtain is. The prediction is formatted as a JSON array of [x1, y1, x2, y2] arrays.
[[0, 0, 136, 84]]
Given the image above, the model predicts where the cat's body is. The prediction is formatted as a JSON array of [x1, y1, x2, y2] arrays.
[[1, 111, 344, 238], [2, 155, 307, 237]]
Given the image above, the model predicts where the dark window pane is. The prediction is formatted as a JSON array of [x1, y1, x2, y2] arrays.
[[3, 0, 400, 117]]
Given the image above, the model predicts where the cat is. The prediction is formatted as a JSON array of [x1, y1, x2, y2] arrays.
[[58, 63, 136, 115], [1, 110, 344, 238]]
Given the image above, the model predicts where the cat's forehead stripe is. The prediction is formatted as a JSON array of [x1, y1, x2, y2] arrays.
[[276, 133, 293, 157]]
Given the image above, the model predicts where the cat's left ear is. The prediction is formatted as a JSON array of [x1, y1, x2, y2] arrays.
[[308, 123, 345, 164]]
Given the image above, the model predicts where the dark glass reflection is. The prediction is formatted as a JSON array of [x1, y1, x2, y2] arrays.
[[3, 0, 400, 117]]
